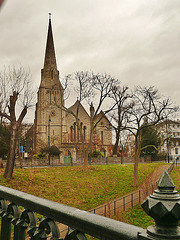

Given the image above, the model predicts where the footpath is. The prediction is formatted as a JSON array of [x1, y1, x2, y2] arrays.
[[58, 163, 173, 237]]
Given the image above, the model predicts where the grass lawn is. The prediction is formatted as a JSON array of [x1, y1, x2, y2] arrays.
[[116, 166, 180, 228], [116, 203, 155, 229], [171, 166, 180, 192], [0, 162, 166, 210]]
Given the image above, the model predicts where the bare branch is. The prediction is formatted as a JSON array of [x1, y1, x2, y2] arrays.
[[0, 65, 35, 178]]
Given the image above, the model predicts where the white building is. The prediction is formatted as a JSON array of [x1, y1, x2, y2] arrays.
[[158, 119, 180, 160]]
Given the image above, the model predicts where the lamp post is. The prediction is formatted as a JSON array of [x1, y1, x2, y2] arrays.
[[48, 115, 51, 165], [166, 118, 170, 163], [119, 144, 123, 164], [167, 141, 170, 163]]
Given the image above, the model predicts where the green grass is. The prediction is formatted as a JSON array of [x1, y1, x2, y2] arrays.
[[116, 203, 154, 228], [0, 163, 165, 210], [171, 166, 180, 192], [115, 166, 180, 229]]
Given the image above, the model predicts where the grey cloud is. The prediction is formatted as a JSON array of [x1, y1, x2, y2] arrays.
[[0, 0, 180, 122]]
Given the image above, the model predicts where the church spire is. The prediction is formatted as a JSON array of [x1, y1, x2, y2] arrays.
[[43, 13, 57, 70]]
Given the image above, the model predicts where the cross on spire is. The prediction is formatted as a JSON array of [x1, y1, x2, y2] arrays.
[[49, 13, 52, 20]]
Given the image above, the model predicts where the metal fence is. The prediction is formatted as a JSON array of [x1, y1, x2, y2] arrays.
[[89, 161, 175, 218], [89, 190, 141, 217], [1, 156, 149, 169]]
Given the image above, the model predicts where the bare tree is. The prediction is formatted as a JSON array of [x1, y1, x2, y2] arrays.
[[59, 71, 118, 171], [126, 86, 178, 187], [0, 66, 34, 178], [108, 85, 133, 155]]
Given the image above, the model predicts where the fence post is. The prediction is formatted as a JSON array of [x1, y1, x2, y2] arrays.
[[104, 205, 106, 217], [151, 184, 153, 194], [138, 170, 180, 240], [123, 197, 125, 211], [131, 193, 133, 207], [139, 190, 141, 203], [114, 201, 116, 216]]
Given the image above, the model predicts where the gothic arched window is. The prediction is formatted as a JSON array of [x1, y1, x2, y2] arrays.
[[83, 126, 86, 141], [70, 126, 73, 142], [50, 70, 53, 80], [74, 122, 76, 142], [101, 131, 103, 144]]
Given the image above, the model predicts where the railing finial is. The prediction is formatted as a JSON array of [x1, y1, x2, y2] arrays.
[[139, 170, 180, 240], [158, 170, 175, 191]]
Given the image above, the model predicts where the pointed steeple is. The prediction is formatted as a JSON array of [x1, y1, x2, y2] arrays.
[[40, 14, 62, 89], [43, 13, 57, 70]]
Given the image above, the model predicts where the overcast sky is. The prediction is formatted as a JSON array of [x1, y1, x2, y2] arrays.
[[0, 0, 180, 123]]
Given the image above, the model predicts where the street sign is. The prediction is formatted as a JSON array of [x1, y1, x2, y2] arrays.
[[19, 146, 24, 153]]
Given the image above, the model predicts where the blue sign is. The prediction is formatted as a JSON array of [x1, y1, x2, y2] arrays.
[[19, 146, 24, 153]]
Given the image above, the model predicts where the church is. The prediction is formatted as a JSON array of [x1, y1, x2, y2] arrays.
[[32, 16, 112, 163]]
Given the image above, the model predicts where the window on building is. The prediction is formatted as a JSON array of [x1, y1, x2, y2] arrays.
[[74, 122, 76, 142], [51, 70, 53, 79], [77, 126, 80, 142], [84, 126, 86, 141], [70, 126, 73, 142], [101, 131, 103, 144]]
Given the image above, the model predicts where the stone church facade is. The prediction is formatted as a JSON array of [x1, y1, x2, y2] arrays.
[[33, 17, 112, 163]]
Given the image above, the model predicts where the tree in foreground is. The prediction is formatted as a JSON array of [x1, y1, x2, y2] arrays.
[[0, 66, 34, 178], [126, 86, 178, 187]]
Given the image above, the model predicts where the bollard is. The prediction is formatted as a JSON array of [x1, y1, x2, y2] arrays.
[[138, 170, 180, 239]]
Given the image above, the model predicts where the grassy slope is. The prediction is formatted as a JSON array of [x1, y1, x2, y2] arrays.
[[117, 166, 180, 228], [0, 163, 165, 210], [171, 166, 180, 192]]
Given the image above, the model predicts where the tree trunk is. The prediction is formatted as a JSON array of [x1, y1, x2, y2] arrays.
[[133, 133, 141, 187], [4, 124, 18, 178], [133, 153, 139, 187], [113, 132, 120, 155]]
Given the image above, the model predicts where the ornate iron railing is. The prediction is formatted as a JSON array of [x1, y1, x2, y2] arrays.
[[0, 170, 179, 239]]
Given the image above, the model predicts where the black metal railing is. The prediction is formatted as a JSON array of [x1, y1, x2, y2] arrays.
[[0, 185, 145, 240], [0, 165, 179, 240], [2, 157, 176, 169], [89, 190, 141, 217]]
